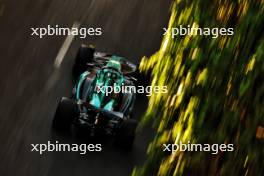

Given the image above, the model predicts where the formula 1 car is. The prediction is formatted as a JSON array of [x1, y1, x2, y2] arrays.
[[53, 44, 138, 148]]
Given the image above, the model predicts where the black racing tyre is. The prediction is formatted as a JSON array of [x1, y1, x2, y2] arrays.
[[73, 44, 95, 76], [116, 119, 138, 149], [53, 97, 76, 130], [133, 64, 151, 87]]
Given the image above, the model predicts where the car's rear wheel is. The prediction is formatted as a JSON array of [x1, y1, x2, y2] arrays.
[[116, 119, 138, 149], [73, 44, 95, 77], [53, 97, 76, 130]]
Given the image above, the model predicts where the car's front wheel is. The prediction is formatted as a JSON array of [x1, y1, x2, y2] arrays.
[[73, 44, 95, 77], [53, 97, 76, 130]]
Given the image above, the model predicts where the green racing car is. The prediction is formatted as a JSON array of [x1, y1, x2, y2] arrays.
[[52, 45, 139, 148]]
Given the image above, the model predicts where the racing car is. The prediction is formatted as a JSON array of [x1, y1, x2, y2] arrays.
[[53, 44, 138, 148]]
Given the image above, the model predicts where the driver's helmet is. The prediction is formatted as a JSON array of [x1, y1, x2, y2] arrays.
[[100, 56, 123, 86], [106, 56, 122, 72], [94, 56, 123, 88]]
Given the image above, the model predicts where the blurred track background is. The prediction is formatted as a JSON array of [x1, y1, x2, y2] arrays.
[[0, 0, 171, 175]]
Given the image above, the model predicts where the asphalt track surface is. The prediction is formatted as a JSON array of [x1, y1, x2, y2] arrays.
[[0, 1, 171, 176]]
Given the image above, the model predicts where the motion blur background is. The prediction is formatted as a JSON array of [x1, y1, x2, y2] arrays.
[[136, 0, 264, 176]]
